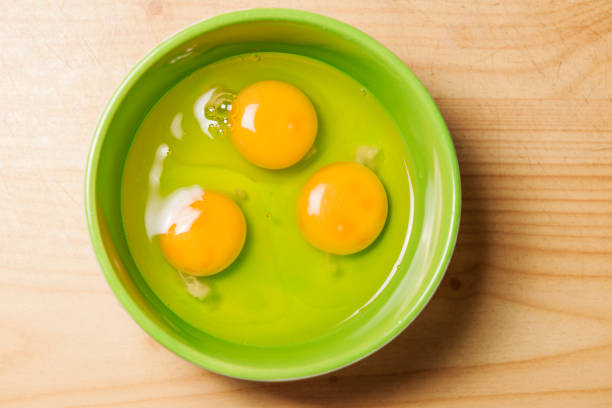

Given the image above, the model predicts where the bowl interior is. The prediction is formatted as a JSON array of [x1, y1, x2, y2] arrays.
[[86, 9, 460, 381]]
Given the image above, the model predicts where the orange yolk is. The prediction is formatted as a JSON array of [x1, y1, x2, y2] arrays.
[[159, 191, 246, 276], [229, 80, 317, 169], [297, 162, 388, 255]]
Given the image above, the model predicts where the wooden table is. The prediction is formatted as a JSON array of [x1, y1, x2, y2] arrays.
[[1, 1, 611, 406]]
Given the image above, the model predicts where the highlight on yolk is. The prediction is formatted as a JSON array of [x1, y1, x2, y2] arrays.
[[159, 190, 246, 276], [229, 80, 317, 169], [297, 162, 388, 255]]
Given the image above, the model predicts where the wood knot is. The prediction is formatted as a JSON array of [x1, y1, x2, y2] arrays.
[[147, 0, 163, 16], [450, 277, 462, 291]]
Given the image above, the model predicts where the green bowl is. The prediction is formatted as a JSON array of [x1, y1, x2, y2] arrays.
[[85, 8, 461, 381]]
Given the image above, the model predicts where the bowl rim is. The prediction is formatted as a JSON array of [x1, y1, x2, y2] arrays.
[[85, 7, 461, 381]]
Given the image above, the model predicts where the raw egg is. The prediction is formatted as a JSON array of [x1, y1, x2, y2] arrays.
[[297, 162, 388, 255], [229, 80, 317, 169], [159, 190, 246, 276]]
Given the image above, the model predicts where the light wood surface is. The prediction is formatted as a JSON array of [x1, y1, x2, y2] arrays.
[[1, 1, 611, 407]]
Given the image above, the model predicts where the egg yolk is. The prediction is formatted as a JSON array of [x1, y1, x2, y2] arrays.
[[229, 80, 317, 169], [297, 162, 388, 255], [159, 191, 246, 276]]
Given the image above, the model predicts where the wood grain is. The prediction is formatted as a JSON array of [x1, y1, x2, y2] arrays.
[[1, 1, 611, 407]]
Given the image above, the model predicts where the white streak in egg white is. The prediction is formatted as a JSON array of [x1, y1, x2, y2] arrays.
[[178, 271, 210, 300], [170, 113, 183, 139], [194, 88, 217, 139], [307, 183, 327, 216], [146, 186, 204, 238], [144, 144, 204, 239], [144, 145, 208, 299], [241, 103, 259, 133], [149, 144, 169, 188], [355, 145, 379, 169]]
